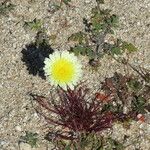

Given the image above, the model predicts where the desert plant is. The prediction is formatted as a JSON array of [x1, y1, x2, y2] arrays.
[[24, 18, 42, 31], [50, 132, 104, 150], [31, 85, 115, 140], [62, 0, 71, 5], [68, 0, 137, 67], [19, 131, 38, 148], [48, 0, 72, 13], [100, 72, 150, 121], [0, 0, 15, 16], [47, 132, 124, 150]]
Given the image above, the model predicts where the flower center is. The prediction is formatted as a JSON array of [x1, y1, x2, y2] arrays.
[[51, 58, 75, 83]]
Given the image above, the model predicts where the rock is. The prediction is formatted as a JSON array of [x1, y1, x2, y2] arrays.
[[84, 0, 91, 4], [15, 126, 22, 131], [19, 142, 32, 150], [0, 140, 8, 146]]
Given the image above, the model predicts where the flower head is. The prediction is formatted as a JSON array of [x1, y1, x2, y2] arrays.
[[44, 51, 82, 90]]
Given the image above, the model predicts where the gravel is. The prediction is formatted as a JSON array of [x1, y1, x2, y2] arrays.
[[0, 0, 150, 149]]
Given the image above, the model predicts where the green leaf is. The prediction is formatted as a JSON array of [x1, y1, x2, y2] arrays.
[[122, 42, 138, 53], [0, 2, 15, 15], [111, 47, 122, 55], [107, 28, 114, 34], [104, 14, 119, 29], [131, 96, 146, 113], [96, 0, 105, 4], [108, 138, 124, 150], [20, 131, 38, 148], [65, 144, 71, 150], [49, 3, 61, 12], [71, 45, 93, 58], [91, 14, 102, 25], [105, 17, 112, 25], [87, 49, 95, 59], [116, 38, 122, 45], [63, 0, 71, 5], [68, 32, 85, 44], [127, 79, 142, 91], [24, 18, 42, 31], [91, 9, 103, 32], [71, 45, 85, 56], [110, 14, 119, 27], [94, 23, 104, 32]]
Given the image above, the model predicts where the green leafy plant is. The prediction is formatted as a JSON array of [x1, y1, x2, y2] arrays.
[[24, 18, 42, 31], [127, 78, 142, 92], [107, 137, 124, 150], [0, 0, 15, 16], [71, 45, 95, 59], [100, 72, 150, 120], [69, 32, 96, 59], [121, 41, 138, 53], [68, 32, 86, 44], [90, 8, 119, 34], [62, 0, 71, 5], [31, 72, 149, 149], [68, 0, 137, 67], [131, 96, 147, 114], [48, 0, 72, 13], [56, 133, 104, 150], [48, 2, 61, 13], [20, 131, 38, 148], [50, 133, 124, 150], [103, 38, 138, 55]]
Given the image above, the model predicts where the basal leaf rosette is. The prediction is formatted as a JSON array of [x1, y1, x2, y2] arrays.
[[44, 51, 82, 90]]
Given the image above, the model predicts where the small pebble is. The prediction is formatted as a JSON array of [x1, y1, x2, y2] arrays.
[[15, 126, 22, 132], [19, 142, 31, 150], [84, 0, 92, 4]]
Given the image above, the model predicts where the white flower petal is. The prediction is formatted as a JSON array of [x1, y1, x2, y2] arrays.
[[67, 83, 74, 90]]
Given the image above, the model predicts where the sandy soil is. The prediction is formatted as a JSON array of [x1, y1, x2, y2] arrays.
[[0, 0, 150, 149]]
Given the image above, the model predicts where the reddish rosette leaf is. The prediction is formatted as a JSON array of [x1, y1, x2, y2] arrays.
[[95, 92, 112, 102], [137, 114, 145, 123]]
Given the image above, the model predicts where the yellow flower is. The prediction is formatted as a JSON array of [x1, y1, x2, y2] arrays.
[[44, 51, 82, 90]]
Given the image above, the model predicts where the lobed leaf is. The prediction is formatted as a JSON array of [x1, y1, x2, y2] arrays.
[[20, 131, 38, 148], [24, 18, 42, 31], [111, 47, 122, 55], [122, 42, 138, 53], [63, 0, 71, 5], [68, 32, 85, 44]]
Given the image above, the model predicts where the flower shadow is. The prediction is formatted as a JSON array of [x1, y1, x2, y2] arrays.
[[21, 31, 54, 79]]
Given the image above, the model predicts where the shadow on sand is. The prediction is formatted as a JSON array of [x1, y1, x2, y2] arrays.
[[21, 31, 54, 79]]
